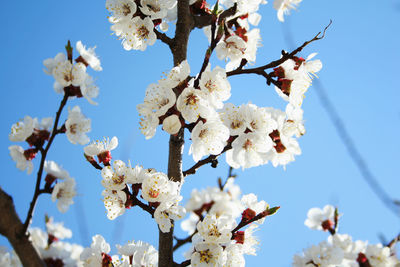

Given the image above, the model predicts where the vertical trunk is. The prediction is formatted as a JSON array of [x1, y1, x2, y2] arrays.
[[158, 0, 193, 266]]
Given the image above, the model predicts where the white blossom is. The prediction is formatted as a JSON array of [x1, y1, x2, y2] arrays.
[[220, 103, 247, 136], [9, 145, 34, 174], [51, 178, 77, 213], [43, 53, 67, 75], [84, 136, 118, 157], [44, 160, 70, 180], [159, 60, 190, 89], [162, 114, 182, 135], [53, 60, 87, 88], [197, 214, 233, 244], [191, 242, 226, 267], [304, 205, 335, 231], [199, 65, 231, 109], [45, 217, 73, 240], [81, 235, 111, 266], [76, 41, 102, 71], [65, 106, 91, 145], [9, 116, 36, 142], [141, 172, 179, 203], [273, 0, 303, 22], [154, 197, 186, 233], [117, 240, 158, 267], [101, 160, 129, 190], [122, 17, 157, 51], [176, 87, 215, 123], [189, 119, 230, 162], [102, 189, 127, 220], [226, 132, 273, 169]]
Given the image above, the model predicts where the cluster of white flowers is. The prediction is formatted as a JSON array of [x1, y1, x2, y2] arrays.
[[81, 234, 158, 267], [293, 205, 400, 267], [85, 137, 186, 231], [106, 0, 177, 51], [44, 160, 77, 213], [180, 177, 273, 266], [43, 41, 102, 105], [137, 53, 320, 169], [8, 116, 53, 174]]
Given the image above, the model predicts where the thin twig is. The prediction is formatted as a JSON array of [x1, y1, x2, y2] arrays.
[[226, 20, 332, 77], [173, 231, 196, 251], [174, 259, 191, 267], [183, 144, 232, 177], [387, 233, 400, 248], [22, 93, 69, 233], [131, 196, 155, 217]]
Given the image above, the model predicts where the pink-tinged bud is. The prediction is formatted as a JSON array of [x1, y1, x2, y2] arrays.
[[101, 252, 113, 267], [98, 151, 112, 165], [234, 231, 245, 244], [321, 219, 334, 232], [24, 148, 37, 160], [242, 208, 256, 221]]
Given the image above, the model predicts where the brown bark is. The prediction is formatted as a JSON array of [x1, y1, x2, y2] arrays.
[[158, 1, 193, 266], [0, 187, 45, 267]]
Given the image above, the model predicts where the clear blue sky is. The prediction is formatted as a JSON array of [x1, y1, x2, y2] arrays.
[[0, 0, 399, 266]]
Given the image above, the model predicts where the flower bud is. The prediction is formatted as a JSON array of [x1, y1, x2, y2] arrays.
[[162, 115, 181, 135]]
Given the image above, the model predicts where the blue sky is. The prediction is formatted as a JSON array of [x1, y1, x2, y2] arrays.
[[1, 0, 399, 266]]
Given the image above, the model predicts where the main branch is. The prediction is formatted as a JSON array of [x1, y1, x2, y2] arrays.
[[0, 187, 45, 267]]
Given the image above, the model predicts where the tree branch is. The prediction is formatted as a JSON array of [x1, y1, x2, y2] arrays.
[[0, 187, 45, 267], [192, 4, 237, 29], [183, 144, 232, 177], [173, 231, 196, 251], [226, 20, 332, 77], [155, 29, 174, 47], [23, 92, 69, 233]]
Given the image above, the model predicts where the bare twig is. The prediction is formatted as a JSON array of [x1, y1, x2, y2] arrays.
[[173, 231, 196, 251], [183, 144, 232, 177], [23, 92, 69, 233], [174, 259, 191, 267], [387, 233, 400, 248], [227, 20, 332, 78]]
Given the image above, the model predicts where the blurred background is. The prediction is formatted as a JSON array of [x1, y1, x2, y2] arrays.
[[0, 0, 399, 266]]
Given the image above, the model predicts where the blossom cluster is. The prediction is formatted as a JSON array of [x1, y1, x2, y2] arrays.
[[179, 177, 276, 266], [107, 0, 303, 52], [0, 219, 159, 267], [106, 0, 175, 50], [293, 205, 400, 267], [137, 52, 321, 169], [84, 137, 186, 232]]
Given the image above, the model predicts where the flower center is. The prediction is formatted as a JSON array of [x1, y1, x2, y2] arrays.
[[137, 26, 149, 40], [199, 249, 212, 263], [208, 225, 221, 237], [185, 93, 198, 106]]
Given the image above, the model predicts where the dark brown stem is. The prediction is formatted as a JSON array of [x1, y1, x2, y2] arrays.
[[0, 187, 45, 267], [192, 4, 237, 29], [159, 0, 193, 265], [173, 231, 196, 251], [183, 144, 232, 177], [131, 196, 155, 217], [174, 259, 191, 267], [155, 29, 174, 47], [226, 20, 332, 77], [22, 93, 69, 233]]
